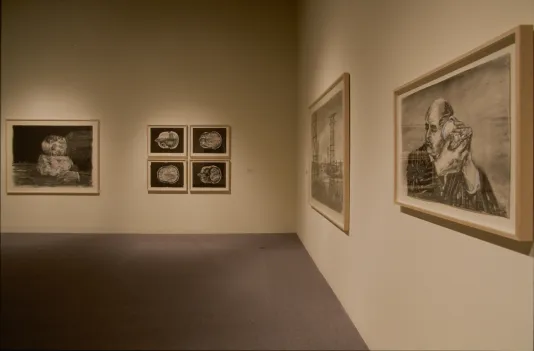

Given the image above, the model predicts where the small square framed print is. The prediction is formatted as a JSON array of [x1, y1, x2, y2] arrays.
[[189, 125, 230, 158], [148, 125, 187, 158], [148, 160, 187, 193], [189, 160, 230, 193]]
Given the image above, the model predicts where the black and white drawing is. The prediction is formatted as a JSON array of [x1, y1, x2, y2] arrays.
[[394, 25, 534, 242], [148, 160, 186, 192], [189, 125, 230, 158], [189, 160, 230, 193], [309, 73, 350, 232], [399, 53, 511, 218], [5, 120, 100, 194], [311, 91, 344, 213], [148, 125, 187, 157]]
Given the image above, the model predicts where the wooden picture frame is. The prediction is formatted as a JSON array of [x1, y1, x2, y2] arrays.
[[147, 160, 187, 193], [393, 25, 533, 241], [5, 119, 100, 195], [309, 72, 350, 233], [147, 125, 187, 158], [189, 125, 230, 158], [189, 160, 231, 193]]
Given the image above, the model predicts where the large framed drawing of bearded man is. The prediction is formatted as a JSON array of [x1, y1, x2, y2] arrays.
[[394, 25, 533, 242]]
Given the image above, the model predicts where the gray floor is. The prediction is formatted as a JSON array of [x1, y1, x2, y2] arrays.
[[1, 233, 368, 350]]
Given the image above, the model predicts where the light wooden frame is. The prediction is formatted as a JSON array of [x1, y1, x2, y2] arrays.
[[147, 125, 187, 158], [308, 72, 351, 233], [393, 25, 533, 241], [189, 160, 231, 194], [189, 125, 231, 159], [5, 119, 100, 195], [147, 160, 187, 193]]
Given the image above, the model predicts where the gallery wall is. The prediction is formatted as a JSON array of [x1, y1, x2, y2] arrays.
[[0, 0, 298, 234], [297, 0, 533, 350]]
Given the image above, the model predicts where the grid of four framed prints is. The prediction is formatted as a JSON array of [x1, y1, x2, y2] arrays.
[[147, 125, 231, 193]]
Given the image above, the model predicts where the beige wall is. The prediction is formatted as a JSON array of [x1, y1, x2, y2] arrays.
[[297, 0, 533, 350], [0, 0, 297, 234]]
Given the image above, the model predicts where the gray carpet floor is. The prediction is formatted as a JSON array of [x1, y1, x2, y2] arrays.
[[0, 233, 367, 350]]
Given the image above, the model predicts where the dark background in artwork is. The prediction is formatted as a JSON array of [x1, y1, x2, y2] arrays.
[[150, 162, 185, 188], [12, 125, 93, 171], [150, 127, 185, 154], [192, 128, 227, 154], [192, 162, 227, 188]]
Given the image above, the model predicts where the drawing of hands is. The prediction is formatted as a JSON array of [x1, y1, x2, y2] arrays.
[[434, 129, 472, 176]]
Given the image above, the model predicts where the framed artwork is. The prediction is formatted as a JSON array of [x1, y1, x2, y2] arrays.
[[394, 25, 533, 241], [147, 160, 187, 193], [148, 125, 187, 158], [5, 119, 100, 195], [309, 72, 350, 233], [189, 160, 230, 193], [189, 125, 230, 158]]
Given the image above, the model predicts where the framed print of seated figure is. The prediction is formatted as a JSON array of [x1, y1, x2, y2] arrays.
[[394, 25, 533, 242]]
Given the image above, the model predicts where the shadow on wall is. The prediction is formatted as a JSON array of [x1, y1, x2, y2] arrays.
[[401, 207, 533, 255]]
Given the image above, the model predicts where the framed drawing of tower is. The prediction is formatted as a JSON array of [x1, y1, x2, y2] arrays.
[[309, 73, 350, 233], [394, 25, 533, 241]]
